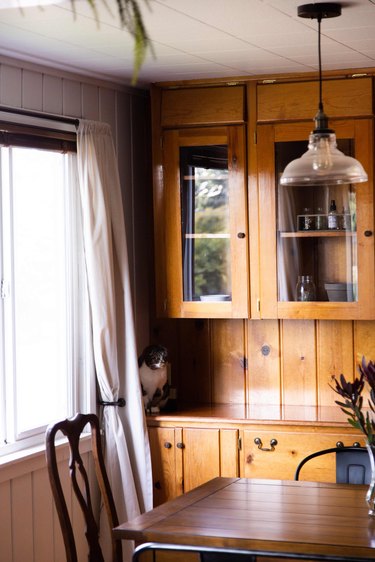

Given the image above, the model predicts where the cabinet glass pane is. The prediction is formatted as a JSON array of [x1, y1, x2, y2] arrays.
[[180, 144, 231, 302], [275, 139, 357, 303]]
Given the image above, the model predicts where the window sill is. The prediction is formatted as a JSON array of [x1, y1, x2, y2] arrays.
[[0, 433, 91, 484]]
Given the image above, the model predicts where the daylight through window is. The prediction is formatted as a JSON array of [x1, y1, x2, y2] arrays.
[[0, 122, 91, 453]]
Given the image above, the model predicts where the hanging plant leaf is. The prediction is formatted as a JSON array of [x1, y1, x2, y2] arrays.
[[113, 0, 153, 84], [66, 0, 152, 83]]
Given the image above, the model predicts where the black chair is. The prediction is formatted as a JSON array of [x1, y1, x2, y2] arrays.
[[45, 412, 122, 562], [131, 541, 367, 562], [294, 443, 371, 484]]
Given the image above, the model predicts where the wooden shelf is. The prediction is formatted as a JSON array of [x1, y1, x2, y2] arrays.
[[185, 233, 230, 239], [279, 230, 356, 238]]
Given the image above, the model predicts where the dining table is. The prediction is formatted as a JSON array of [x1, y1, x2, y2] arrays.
[[114, 477, 375, 560]]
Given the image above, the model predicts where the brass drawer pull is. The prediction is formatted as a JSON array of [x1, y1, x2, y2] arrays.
[[254, 437, 278, 451]]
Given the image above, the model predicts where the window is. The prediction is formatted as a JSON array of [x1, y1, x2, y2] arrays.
[[0, 120, 92, 454]]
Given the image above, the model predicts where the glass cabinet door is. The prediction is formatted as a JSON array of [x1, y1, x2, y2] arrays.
[[180, 143, 231, 302], [258, 119, 374, 320], [276, 140, 357, 304], [162, 126, 248, 318]]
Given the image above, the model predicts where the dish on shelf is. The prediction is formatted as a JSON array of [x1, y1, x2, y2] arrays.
[[200, 294, 231, 302], [324, 283, 354, 302]]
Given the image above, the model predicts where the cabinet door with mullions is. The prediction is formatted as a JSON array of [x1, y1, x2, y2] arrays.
[[258, 118, 374, 320], [162, 126, 249, 318]]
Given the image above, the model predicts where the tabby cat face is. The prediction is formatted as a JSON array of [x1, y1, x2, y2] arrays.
[[143, 345, 168, 370]]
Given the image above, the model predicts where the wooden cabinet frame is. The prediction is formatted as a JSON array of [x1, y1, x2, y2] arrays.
[[159, 125, 249, 318], [257, 118, 375, 319], [148, 425, 240, 506]]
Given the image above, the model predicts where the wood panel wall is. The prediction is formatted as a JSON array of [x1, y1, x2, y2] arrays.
[[151, 318, 375, 413]]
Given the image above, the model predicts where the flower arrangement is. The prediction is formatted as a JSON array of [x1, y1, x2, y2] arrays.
[[331, 357, 375, 445]]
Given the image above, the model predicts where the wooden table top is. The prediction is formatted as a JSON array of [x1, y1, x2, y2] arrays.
[[114, 477, 375, 560]]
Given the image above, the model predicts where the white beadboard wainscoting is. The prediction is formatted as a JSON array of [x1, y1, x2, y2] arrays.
[[0, 437, 95, 562]]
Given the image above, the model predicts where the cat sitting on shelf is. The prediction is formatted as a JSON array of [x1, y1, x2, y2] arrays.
[[138, 344, 169, 413]]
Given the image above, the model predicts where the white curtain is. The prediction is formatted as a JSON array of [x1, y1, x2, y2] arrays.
[[76, 120, 153, 561]]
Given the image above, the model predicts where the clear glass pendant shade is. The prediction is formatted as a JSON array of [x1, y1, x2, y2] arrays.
[[281, 4, 368, 187], [280, 131, 368, 186]]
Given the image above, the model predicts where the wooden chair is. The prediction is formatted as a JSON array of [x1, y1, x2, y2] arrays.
[[294, 444, 371, 484], [45, 412, 122, 562]]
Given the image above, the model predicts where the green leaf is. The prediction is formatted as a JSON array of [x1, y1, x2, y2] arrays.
[[70, 0, 152, 84], [340, 408, 356, 418], [347, 418, 361, 430], [335, 400, 354, 409]]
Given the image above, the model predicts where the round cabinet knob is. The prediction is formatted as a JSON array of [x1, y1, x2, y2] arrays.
[[237, 232, 246, 239], [154, 481, 162, 490], [336, 441, 344, 448], [364, 230, 373, 237], [176, 442, 185, 449], [353, 442, 361, 448], [164, 442, 172, 449]]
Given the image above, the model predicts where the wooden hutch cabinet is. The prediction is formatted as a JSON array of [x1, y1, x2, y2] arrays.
[[152, 84, 250, 318], [148, 73, 375, 508]]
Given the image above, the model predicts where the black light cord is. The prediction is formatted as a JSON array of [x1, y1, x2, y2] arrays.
[[317, 14, 323, 112]]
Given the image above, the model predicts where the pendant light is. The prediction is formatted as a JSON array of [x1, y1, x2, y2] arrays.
[[280, 2, 368, 186]]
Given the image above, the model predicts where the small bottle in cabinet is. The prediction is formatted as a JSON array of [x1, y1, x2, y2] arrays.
[[327, 199, 339, 230]]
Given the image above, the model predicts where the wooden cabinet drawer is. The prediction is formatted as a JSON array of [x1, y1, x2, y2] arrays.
[[242, 429, 366, 482]]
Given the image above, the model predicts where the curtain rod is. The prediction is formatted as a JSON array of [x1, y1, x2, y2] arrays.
[[0, 105, 79, 127]]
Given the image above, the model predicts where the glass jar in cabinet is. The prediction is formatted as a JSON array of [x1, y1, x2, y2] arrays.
[[159, 126, 249, 318], [257, 118, 374, 319]]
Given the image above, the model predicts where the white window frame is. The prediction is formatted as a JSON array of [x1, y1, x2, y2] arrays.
[[0, 114, 94, 457]]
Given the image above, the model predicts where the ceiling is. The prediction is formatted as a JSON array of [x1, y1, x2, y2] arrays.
[[0, 0, 374, 88]]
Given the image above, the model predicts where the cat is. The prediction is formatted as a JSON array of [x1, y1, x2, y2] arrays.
[[138, 344, 169, 413]]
